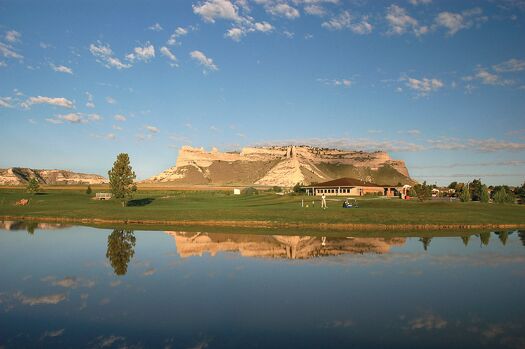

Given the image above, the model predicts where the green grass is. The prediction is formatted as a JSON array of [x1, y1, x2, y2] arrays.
[[1, 188, 524, 226]]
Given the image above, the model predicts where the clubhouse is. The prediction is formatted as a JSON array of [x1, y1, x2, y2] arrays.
[[302, 177, 410, 198]]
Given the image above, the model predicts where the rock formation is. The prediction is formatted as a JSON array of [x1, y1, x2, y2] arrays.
[[146, 145, 413, 187], [166, 231, 406, 260], [0, 168, 107, 185]]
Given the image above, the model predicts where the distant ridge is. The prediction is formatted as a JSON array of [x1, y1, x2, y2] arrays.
[[146, 145, 414, 187], [0, 167, 107, 185]]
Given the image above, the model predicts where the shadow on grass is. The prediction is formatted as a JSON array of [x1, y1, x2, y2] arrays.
[[128, 198, 155, 207], [35, 193, 48, 195]]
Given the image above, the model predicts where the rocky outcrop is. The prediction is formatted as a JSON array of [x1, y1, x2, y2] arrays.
[[0, 168, 107, 185], [166, 231, 406, 260], [146, 145, 413, 186]]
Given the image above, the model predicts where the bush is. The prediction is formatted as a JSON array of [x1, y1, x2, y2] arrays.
[[459, 188, 471, 202], [86, 185, 92, 195], [26, 178, 40, 194], [293, 183, 304, 193], [413, 181, 432, 201], [480, 184, 489, 203], [242, 187, 259, 195], [271, 186, 282, 193]]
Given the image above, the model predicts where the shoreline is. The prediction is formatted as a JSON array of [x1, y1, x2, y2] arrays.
[[2, 215, 525, 231]]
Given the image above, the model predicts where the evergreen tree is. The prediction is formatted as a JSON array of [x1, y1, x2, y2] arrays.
[[108, 153, 136, 207], [480, 184, 489, 203], [459, 187, 471, 202], [106, 229, 136, 276], [493, 187, 514, 204], [26, 178, 40, 194]]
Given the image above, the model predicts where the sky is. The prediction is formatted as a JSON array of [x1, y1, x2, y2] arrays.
[[0, 0, 524, 185]]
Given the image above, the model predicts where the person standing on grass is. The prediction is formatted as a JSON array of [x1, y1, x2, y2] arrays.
[[321, 193, 327, 210]]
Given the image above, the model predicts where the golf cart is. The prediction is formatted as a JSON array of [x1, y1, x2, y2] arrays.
[[342, 198, 358, 208]]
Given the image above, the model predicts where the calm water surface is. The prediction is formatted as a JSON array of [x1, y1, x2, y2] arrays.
[[1, 222, 524, 349]]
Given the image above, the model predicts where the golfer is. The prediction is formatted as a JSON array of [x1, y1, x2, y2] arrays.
[[321, 193, 327, 209]]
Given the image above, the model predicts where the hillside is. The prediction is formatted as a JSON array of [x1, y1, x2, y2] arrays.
[[146, 145, 414, 187], [0, 167, 107, 185]]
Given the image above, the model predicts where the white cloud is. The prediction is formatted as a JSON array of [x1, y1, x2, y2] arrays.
[[0, 96, 13, 108], [266, 3, 300, 19], [14, 292, 66, 306], [304, 5, 325, 16], [46, 113, 99, 124], [386, 5, 427, 36], [193, 0, 242, 23], [86, 92, 95, 108], [51, 64, 73, 74], [0, 61, 6, 67], [106, 133, 116, 140], [148, 23, 163, 31], [190, 50, 219, 72], [89, 113, 102, 121], [464, 67, 514, 86], [0, 42, 23, 60], [255, 21, 273, 32], [5, 30, 21, 43], [225, 27, 245, 41], [434, 8, 487, 36], [167, 27, 190, 45], [493, 58, 525, 73], [112, 125, 123, 131], [106, 96, 117, 104], [318, 78, 352, 87], [126, 43, 155, 62], [59, 113, 83, 123], [22, 96, 74, 109], [321, 11, 372, 34], [402, 77, 444, 95], [89, 41, 131, 69], [160, 46, 178, 66], [114, 114, 127, 122], [146, 125, 160, 133], [409, 0, 431, 5]]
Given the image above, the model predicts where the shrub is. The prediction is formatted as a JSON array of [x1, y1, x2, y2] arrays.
[[242, 187, 258, 195], [459, 188, 471, 202], [26, 178, 40, 194], [413, 181, 432, 201], [86, 185, 93, 195], [479, 184, 489, 203], [493, 187, 515, 204]]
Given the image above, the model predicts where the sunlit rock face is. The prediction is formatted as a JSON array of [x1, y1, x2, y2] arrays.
[[146, 145, 413, 187], [0, 168, 107, 185], [165, 231, 406, 260]]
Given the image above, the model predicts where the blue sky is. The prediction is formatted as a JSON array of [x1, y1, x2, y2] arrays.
[[1, 0, 524, 185]]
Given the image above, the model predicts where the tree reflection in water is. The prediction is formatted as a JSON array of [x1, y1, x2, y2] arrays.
[[106, 229, 136, 276], [419, 237, 432, 251]]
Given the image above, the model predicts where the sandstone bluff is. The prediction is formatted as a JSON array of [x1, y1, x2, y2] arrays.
[[146, 145, 413, 187], [0, 168, 107, 185]]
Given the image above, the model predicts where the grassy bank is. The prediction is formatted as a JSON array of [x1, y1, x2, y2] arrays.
[[0, 189, 524, 229]]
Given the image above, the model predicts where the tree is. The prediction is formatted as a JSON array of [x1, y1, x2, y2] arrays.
[[26, 178, 40, 194], [470, 179, 483, 201], [459, 187, 471, 202], [293, 183, 304, 193], [419, 237, 432, 251], [242, 187, 258, 195], [493, 187, 514, 204], [413, 181, 432, 201], [86, 185, 92, 195], [479, 184, 489, 203], [448, 181, 458, 190], [514, 182, 525, 200], [106, 229, 136, 276], [108, 153, 137, 207], [479, 232, 491, 246]]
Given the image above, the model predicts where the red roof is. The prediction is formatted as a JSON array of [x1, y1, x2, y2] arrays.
[[304, 177, 384, 188]]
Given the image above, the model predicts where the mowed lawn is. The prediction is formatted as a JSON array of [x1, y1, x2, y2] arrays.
[[1, 188, 524, 225]]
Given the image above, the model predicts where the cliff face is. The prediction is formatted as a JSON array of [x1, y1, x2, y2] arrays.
[[0, 168, 107, 185], [146, 145, 413, 186], [166, 231, 406, 260]]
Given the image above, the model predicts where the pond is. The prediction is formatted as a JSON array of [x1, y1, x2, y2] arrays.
[[1, 222, 524, 348]]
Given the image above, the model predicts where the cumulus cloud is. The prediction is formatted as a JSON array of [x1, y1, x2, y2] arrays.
[[317, 78, 352, 87], [167, 26, 190, 45], [89, 41, 131, 69], [148, 23, 163, 31], [434, 8, 487, 36], [86, 92, 95, 108], [402, 76, 444, 96], [22, 96, 74, 109], [190, 50, 219, 72], [225, 20, 274, 41], [258, 137, 425, 152], [266, 3, 300, 19], [193, 0, 242, 23], [160, 46, 178, 66], [0, 42, 23, 60], [409, 0, 431, 5], [322, 11, 373, 34], [146, 125, 159, 133], [5, 30, 21, 43], [126, 43, 155, 62], [464, 67, 514, 86], [304, 5, 326, 16], [386, 5, 428, 36], [14, 292, 66, 306], [51, 63, 73, 74], [0, 96, 13, 108], [46, 112, 101, 125], [114, 114, 127, 122], [106, 96, 116, 104], [493, 58, 525, 73]]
